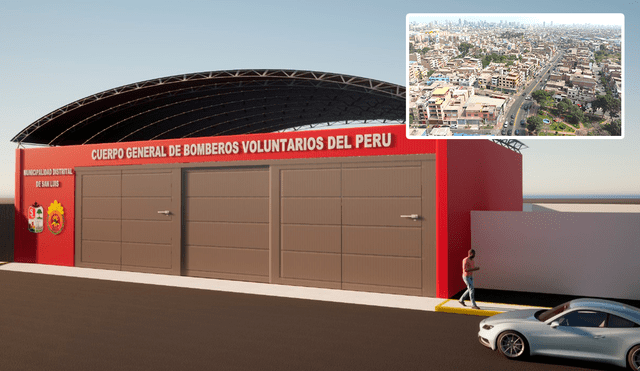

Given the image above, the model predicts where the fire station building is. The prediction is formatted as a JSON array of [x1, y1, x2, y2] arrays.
[[13, 70, 522, 299]]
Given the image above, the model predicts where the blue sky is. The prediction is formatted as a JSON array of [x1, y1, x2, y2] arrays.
[[1, 0, 638, 197]]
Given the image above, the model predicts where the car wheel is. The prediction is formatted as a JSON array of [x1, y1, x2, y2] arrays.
[[629, 345, 640, 371], [497, 331, 528, 359]]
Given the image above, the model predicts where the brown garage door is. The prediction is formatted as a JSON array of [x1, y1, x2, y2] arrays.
[[76, 169, 181, 275], [279, 162, 429, 296], [183, 167, 270, 282]]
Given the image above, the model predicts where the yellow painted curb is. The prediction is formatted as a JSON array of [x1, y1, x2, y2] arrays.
[[434, 299, 451, 311], [435, 299, 506, 317], [435, 299, 550, 317]]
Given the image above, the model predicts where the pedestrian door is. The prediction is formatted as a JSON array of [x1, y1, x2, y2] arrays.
[[75, 168, 181, 275]]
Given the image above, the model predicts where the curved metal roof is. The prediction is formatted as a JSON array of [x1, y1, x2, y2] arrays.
[[12, 69, 406, 146]]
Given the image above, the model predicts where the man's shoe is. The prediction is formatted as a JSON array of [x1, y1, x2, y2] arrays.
[[459, 300, 466, 307], [472, 305, 480, 310]]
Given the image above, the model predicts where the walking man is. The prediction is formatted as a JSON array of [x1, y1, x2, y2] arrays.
[[459, 249, 480, 309]]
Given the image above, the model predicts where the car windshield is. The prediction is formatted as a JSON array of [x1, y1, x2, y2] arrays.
[[537, 301, 571, 322]]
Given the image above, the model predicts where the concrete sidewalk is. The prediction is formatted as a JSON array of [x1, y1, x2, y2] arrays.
[[0, 262, 545, 315]]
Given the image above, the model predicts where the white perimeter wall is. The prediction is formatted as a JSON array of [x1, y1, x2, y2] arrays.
[[471, 211, 640, 300]]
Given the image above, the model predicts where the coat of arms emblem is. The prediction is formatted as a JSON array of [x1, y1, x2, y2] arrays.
[[28, 202, 44, 233], [47, 200, 65, 235]]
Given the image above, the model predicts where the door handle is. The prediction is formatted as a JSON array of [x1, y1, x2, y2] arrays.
[[157, 210, 171, 216], [593, 335, 605, 339], [400, 214, 420, 220]]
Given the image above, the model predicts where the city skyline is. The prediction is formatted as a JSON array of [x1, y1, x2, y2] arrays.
[[408, 13, 624, 27]]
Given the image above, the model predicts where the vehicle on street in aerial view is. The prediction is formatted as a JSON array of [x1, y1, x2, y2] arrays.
[[478, 298, 640, 370]]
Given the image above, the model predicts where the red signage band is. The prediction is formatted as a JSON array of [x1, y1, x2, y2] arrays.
[[90, 133, 394, 162], [19, 126, 437, 171]]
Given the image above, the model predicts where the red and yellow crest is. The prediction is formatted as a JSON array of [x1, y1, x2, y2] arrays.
[[47, 200, 65, 235]]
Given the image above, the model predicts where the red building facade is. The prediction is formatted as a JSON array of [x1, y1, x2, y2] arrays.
[[15, 125, 522, 298]]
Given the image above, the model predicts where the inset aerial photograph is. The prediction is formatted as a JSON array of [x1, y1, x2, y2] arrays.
[[407, 13, 623, 138]]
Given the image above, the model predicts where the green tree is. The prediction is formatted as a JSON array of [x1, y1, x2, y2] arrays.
[[527, 116, 544, 133], [609, 96, 621, 117], [600, 75, 607, 85], [565, 113, 581, 126], [457, 42, 474, 56], [604, 119, 621, 136], [409, 44, 431, 55], [481, 56, 491, 68], [564, 103, 585, 126], [531, 90, 550, 104], [557, 101, 569, 114], [592, 94, 616, 117], [569, 104, 583, 117]]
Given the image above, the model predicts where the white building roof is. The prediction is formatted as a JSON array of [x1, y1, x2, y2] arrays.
[[466, 95, 506, 108]]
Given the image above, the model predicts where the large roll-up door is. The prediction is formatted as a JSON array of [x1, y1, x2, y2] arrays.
[[279, 160, 433, 296], [183, 168, 270, 282], [76, 169, 181, 275]]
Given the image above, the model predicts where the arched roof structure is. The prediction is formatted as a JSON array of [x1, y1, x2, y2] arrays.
[[12, 69, 406, 146]]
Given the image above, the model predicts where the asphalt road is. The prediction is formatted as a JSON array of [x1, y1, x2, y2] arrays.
[[503, 51, 564, 136], [0, 271, 624, 371]]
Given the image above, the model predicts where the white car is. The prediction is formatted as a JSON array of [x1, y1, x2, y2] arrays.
[[478, 298, 640, 370]]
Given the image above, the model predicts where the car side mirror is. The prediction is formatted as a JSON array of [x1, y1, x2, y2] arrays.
[[550, 321, 560, 329]]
